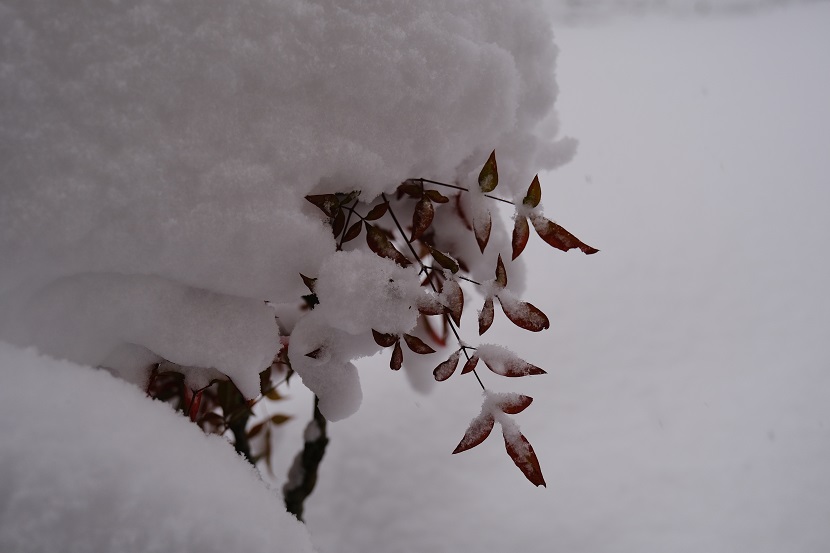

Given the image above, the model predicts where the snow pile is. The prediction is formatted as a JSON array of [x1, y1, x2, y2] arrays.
[[0, 342, 317, 553], [0, 0, 569, 407]]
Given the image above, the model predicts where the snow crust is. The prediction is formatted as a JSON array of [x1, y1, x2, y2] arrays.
[[0, 342, 317, 553], [0, 0, 567, 404]]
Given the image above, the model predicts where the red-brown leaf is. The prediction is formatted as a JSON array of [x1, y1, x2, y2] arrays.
[[497, 296, 550, 332], [442, 279, 464, 326], [523, 174, 542, 208], [478, 296, 494, 335], [305, 194, 339, 217], [365, 222, 412, 267], [452, 411, 495, 454], [503, 428, 546, 487], [342, 219, 362, 243], [299, 273, 317, 293], [403, 333, 436, 354], [365, 201, 389, 221], [495, 254, 507, 288], [478, 150, 499, 193], [433, 349, 461, 381], [461, 354, 479, 374], [372, 329, 398, 348], [478, 346, 546, 377], [397, 181, 423, 198], [390, 340, 403, 370], [495, 393, 534, 414], [473, 210, 492, 253], [411, 197, 434, 241], [512, 216, 530, 260], [531, 215, 599, 255]]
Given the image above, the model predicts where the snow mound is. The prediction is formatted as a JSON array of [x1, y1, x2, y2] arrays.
[[0, 342, 317, 553]]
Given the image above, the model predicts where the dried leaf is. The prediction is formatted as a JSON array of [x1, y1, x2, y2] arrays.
[[411, 197, 434, 241], [503, 429, 546, 487], [188, 390, 202, 422], [397, 181, 423, 198], [433, 349, 461, 382], [442, 279, 464, 326], [372, 329, 398, 348], [497, 296, 550, 332], [452, 412, 495, 454], [495, 394, 534, 414], [523, 174, 542, 208], [299, 274, 317, 293], [305, 194, 339, 217], [365, 201, 389, 221], [461, 354, 479, 374], [478, 150, 499, 193], [403, 333, 436, 354], [331, 208, 346, 238], [479, 349, 546, 377], [342, 219, 362, 243], [511, 215, 530, 260], [473, 210, 492, 253], [478, 296, 494, 336], [424, 189, 450, 203], [495, 254, 508, 288], [531, 215, 599, 255], [390, 340, 403, 370], [429, 246, 460, 274], [365, 222, 412, 267]]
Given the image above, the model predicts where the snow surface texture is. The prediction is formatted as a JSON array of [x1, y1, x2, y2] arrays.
[[0, 0, 571, 411], [0, 343, 317, 553]]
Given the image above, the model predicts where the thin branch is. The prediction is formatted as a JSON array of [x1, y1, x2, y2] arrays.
[[418, 178, 515, 206]]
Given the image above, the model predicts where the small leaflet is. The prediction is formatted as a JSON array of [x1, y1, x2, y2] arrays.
[[452, 411, 495, 454], [403, 333, 436, 354], [410, 197, 434, 241], [531, 214, 599, 255], [473, 210, 492, 253], [511, 216, 530, 260], [433, 349, 461, 381], [478, 296, 494, 336], [390, 340, 403, 370], [478, 150, 499, 193]]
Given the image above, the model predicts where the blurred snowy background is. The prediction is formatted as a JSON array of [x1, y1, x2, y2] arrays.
[[272, 2, 830, 552]]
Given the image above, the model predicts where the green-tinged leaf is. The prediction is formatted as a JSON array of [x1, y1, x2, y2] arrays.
[[331, 208, 346, 238], [495, 254, 507, 288], [424, 189, 450, 203], [511, 216, 530, 260], [403, 333, 436, 354], [442, 279, 464, 326], [305, 194, 339, 217], [452, 412, 495, 454], [503, 429, 546, 487], [495, 394, 534, 414], [410, 197, 434, 241], [429, 246, 460, 274], [474, 210, 492, 253], [433, 349, 461, 382], [270, 413, 293, 426], [365, 202, 389, 221], [390, 340, 403, 370], [497, 296, 550, 332], [397, 181, 423, 198], [531, 215, 599, 255], [479, 296, 494, 335], [478, 150, 499, 193], [342, 220, 362, 243], [461, 354, 479, 374], [299, 274, 317, 293], [365, 222, 412, 267], [523, 175, 542, 208], [372, 329, 398, 348]]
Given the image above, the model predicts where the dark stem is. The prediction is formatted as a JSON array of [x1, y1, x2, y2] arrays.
[[283, 396, 329, 522], [418, 179, 515, 206]]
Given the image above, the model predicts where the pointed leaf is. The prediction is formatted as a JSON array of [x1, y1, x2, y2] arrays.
[[248, 420, 268, 438], [305, 194, 339, 217], [397, 180, 423, 198], [331, 208, 346, 238], [452, 412, 495, 454], [365, 222, 412, 267], [503, 428, 546, 487], [461, 354, 479, 374], [442, 279, 464, 326], [479, 346, 546, 377], [299, 274, 317, 294], [342, 219, 362, 243], [403, 333, 436, 354], [365, 201, 389, 221], [390, 340, 403, 370], [531, 215, 599, 255], [305, 347, 324, 359], [511, 216, 530, 260], [372, 329, 398, 348], [478, 296, 494, 335], [417, 294, 446, 316], [478, 150, 499, 193], [410, 197, 434, 241], [429, 246, 460, 274], [523, 175, 542, 208], [497, 296, 550, 332], [270, 413, 293, 426], [473, 210, 492, 253], [424, 189, 450, 203], [495, 254, 507, 288], [433, 349, 461, 382], [495, 393, 534, 414]]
